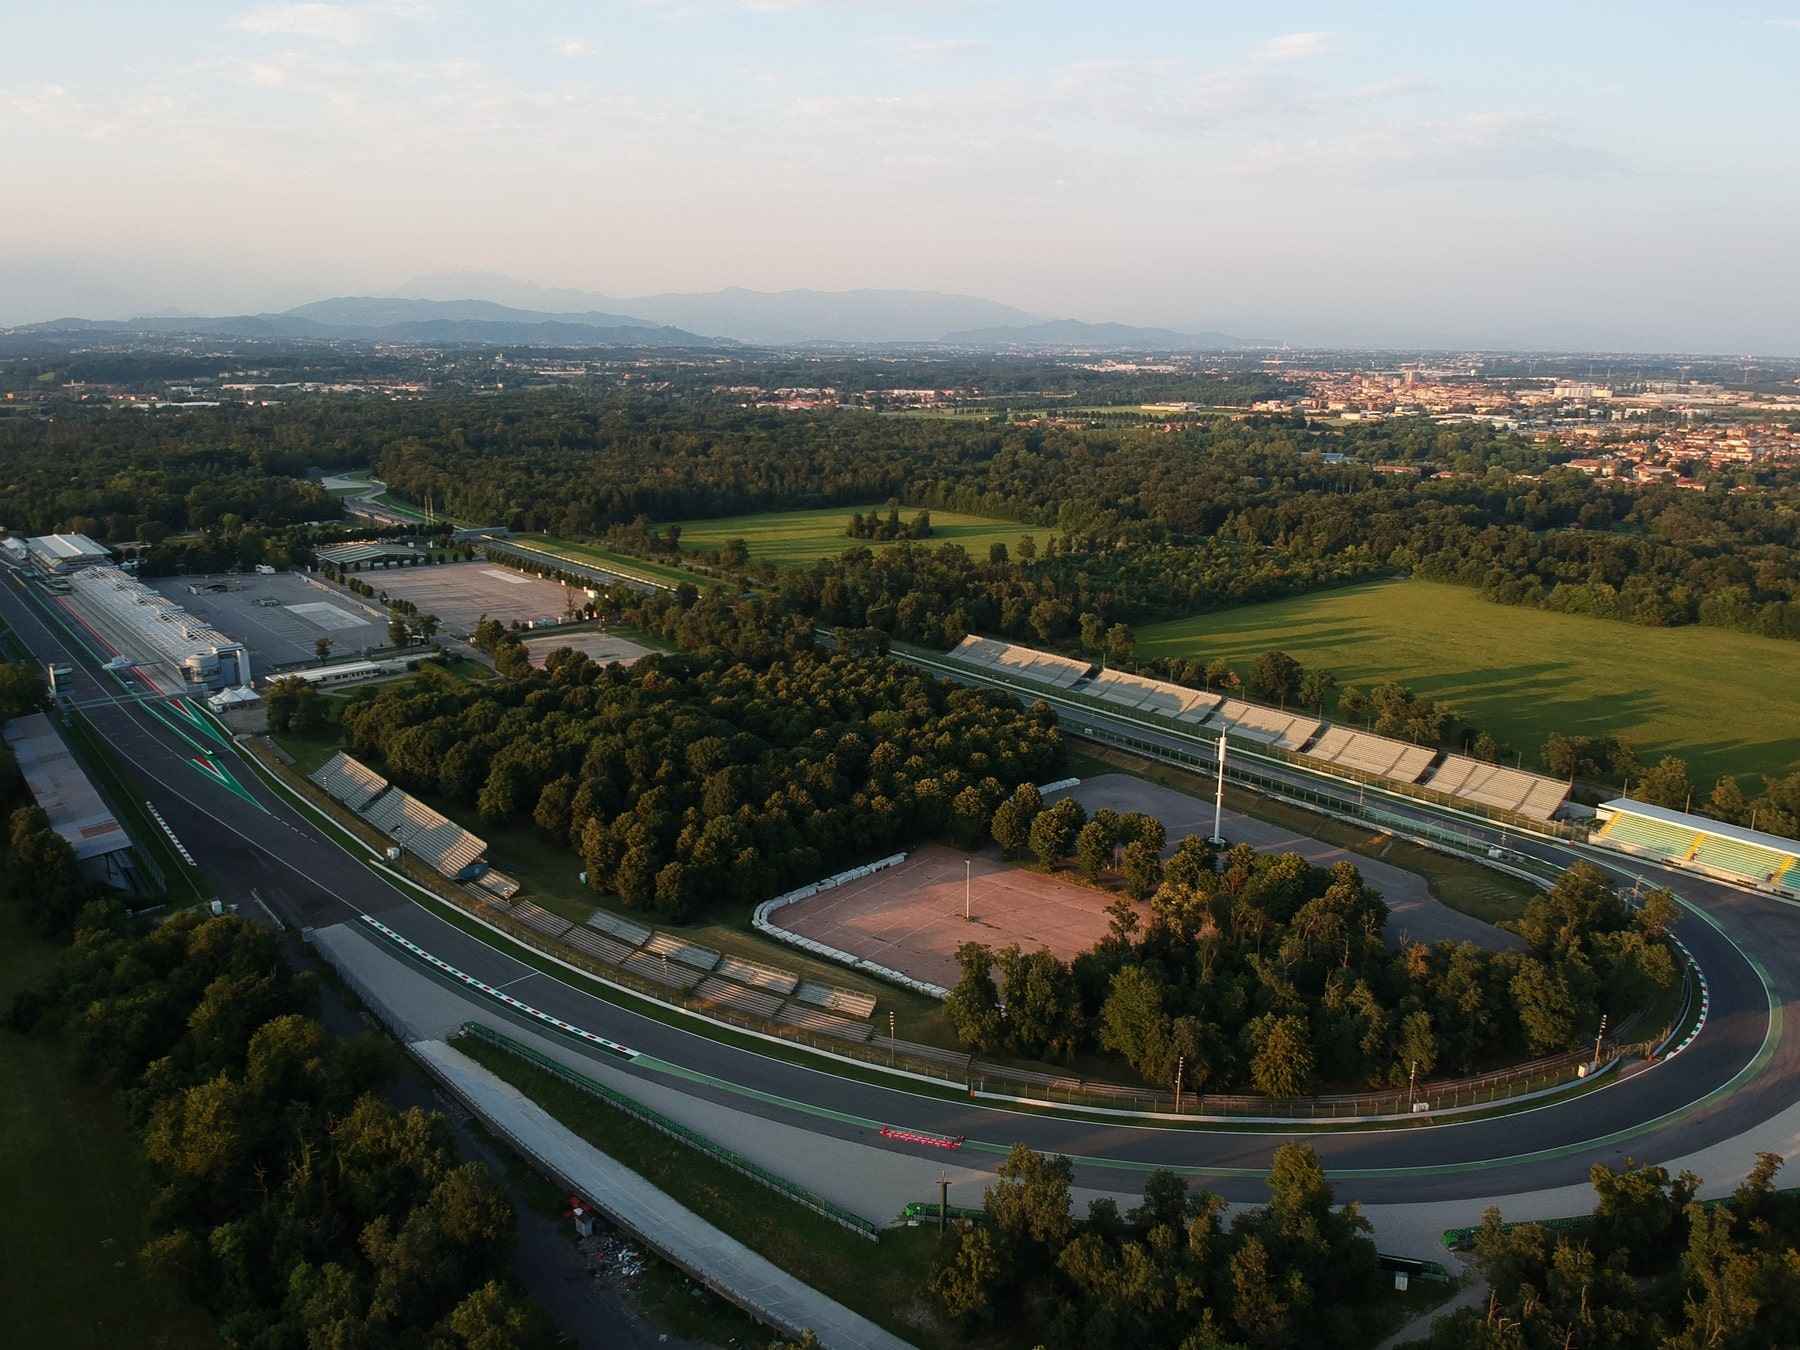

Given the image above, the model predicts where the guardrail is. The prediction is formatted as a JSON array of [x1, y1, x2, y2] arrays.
[[457, 1021, 880, 1241]]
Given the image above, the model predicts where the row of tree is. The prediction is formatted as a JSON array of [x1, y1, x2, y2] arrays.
[[846, 503, 932, 541]]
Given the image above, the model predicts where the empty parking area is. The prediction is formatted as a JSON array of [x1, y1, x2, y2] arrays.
[[522, 630, 653, 668], [151, 573, 388, 670], [778, 843, 1120, 990], [369, 562, 578, 635]]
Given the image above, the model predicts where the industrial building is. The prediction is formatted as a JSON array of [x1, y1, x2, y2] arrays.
[[314, 540, 429, 568]]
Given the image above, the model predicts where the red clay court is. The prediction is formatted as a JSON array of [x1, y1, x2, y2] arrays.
[[777, 843, 1121, 990]]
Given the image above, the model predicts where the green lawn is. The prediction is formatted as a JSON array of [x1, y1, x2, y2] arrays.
[[668, 504, 1041, 568], [512, 535, 712, 588], [1134, 579, 1800, 787], [0, 907, 219, 1348]]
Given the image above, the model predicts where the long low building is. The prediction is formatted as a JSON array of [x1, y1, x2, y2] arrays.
[[1595, 799, 1800, 898], [940, 632, 1571, 821], [61, 565, 252, 691], [3, 712, 136, 888]]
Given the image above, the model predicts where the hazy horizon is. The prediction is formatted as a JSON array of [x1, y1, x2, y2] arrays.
[[6, 1, 1799, 353]]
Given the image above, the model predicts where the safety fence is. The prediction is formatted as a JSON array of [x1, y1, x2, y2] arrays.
[[972, 1039, 1627, 1122], [752, 853, 944, 996], [457, 1020, 880, 1241]]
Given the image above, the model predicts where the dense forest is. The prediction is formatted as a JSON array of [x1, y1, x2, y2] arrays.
[[336, 639, 1063, 921], [3, 904, 553, 1348], [1425, 1154, 1800, 1348], [931, 1141, 1388, 1348], [947, 795, 1678, 1092]]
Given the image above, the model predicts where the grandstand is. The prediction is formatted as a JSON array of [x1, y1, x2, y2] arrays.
[[1210, 699, 1321, 751], [1084, 669, 1222, 719], [310, 751, 389, 813], [946, 635, 1092, 688], [359, 784, 489, 880], [1595, 799, 1800, 898], [1423, 757, 1569, 823], [63, 565, 251, 690], [1304, 727, 1438, 783]]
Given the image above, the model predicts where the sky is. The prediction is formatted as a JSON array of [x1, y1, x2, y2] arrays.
[[4, 1, 1798, 351]]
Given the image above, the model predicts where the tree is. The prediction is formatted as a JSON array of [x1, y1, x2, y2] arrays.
[[986, 1144, 1074, 1251], [945, 943, 1004, 1051], [1076, 817, 1117, 880], [1249, 650, 1304, 707], [1250, 1015, 1314, 1098], [1121, 840, 1163, 901], [931, 1223, 1007, 1327], [1298, 667, 1337, 714], [1105, 623, 1135, 667], [719, 537, 750, 569], [1707, 774, 1751, 826], [0, 661, 46, 718], [991, 782, 1043, 858], [314, 636, 333, 663], [1636, 755, 1694, 811], [1029, 798, 1086, 869]]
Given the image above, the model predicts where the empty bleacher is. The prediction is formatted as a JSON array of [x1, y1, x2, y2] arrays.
[[692, 976, 786, 1020], [1212, 700, 1321, 751], [1691, 836, 1790, 884], [621, 950, 704, 991], [1084, 669, 1222, 719], [584, 910, 652, 949], [470, 867, 520, 901], [779, 1003, 874, 1042], [1419, 756, 1569, 822], [310, 752, 389, 812], [945, 635, 1091, 688], [644, 932, 722, 972], [561, 925, 640, 967], [1595, 799, 1800, 895], [794, 981, 879, 1019], [1597, 811, 1702, 861], [507, 900, 574, 940], [1305, 728, 1423, 779], [357, 786, 488, 879], [714, 954, 800, 996]]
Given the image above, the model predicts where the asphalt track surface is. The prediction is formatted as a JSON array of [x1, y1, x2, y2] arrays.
[[5, 568, 1795, 1207]]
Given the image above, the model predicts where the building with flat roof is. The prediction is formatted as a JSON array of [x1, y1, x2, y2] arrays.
[[3, 712, 136, 888], [315, 540, 428, 568], [26, 532, 112, 573]]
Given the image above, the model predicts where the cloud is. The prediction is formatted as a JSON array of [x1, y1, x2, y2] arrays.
[[233, 3, 373, 45], [900, 37, 986, 55], [1767, 17, 1800, 27], [1259, 31, 1330, 61], [554, 37, 592, 57]]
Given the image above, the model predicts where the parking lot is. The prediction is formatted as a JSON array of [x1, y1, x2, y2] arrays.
[[370, 561, 584, 635], [151, 573, 389, 672]]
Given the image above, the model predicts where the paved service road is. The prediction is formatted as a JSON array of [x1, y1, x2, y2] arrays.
[[3, 568, 1792, 1211]]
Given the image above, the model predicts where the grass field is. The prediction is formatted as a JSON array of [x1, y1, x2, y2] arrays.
[[1135, 579, 1800, 787], [668, 504, 1040, 567], [512, 534, 712, 588], [0, 908, 219, 1349]]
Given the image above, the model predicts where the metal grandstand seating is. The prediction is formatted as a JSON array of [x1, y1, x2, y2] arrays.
[[560, 925, 638, 967], [1690, 836, 1791, 884], [643, 932, 721, 971], [778, 1004, 874, 1042], [471, 867, 519, 900], [1518, 778, 1573, 821], [1085, 669, 1221, 719], [358, 790, 414, 836], [1421, 754, 1480, 795], [1596, 813, 1699, 861], [1308, 728, 1417, 778], [692, 976, 786, 1020], [507, 900, 574, 939], [1418, 757, 1568, 822], [404, 819, 488, 879], [948, 635, 1090, 688], [621, 950, 704, 991], [1212, 700, 1321, 751], [310, 752, 389, 812], [584, 910, 652, 949], [713, 954, 800, 995], [460, 884, 511, 912], [793, 981, 879, 1019]]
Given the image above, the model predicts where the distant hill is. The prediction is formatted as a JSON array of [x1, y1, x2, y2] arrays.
[[15, 299, 723, 348], [398, 275, 1043, 344], [940, 319, 1251, 351]]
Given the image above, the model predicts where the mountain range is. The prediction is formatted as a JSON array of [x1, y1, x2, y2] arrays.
[[12, 283, 1261, 351]]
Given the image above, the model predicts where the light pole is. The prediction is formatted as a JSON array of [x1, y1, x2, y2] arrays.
[[1408, 1059, 1418, 1111], [1211, 735, 1227, 845], [1174, 1054, 1185, 1113], [889, 1010, 896, 1066], [964, 859, 971, 920], [1593, 1013, 1608, 1073]]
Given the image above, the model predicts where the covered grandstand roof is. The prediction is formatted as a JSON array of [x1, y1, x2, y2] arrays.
[[3, 713, 130, 860], [1600, 800, 1800, 859], [26, 533, 111, 567], [315, 541, 427, 567]]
